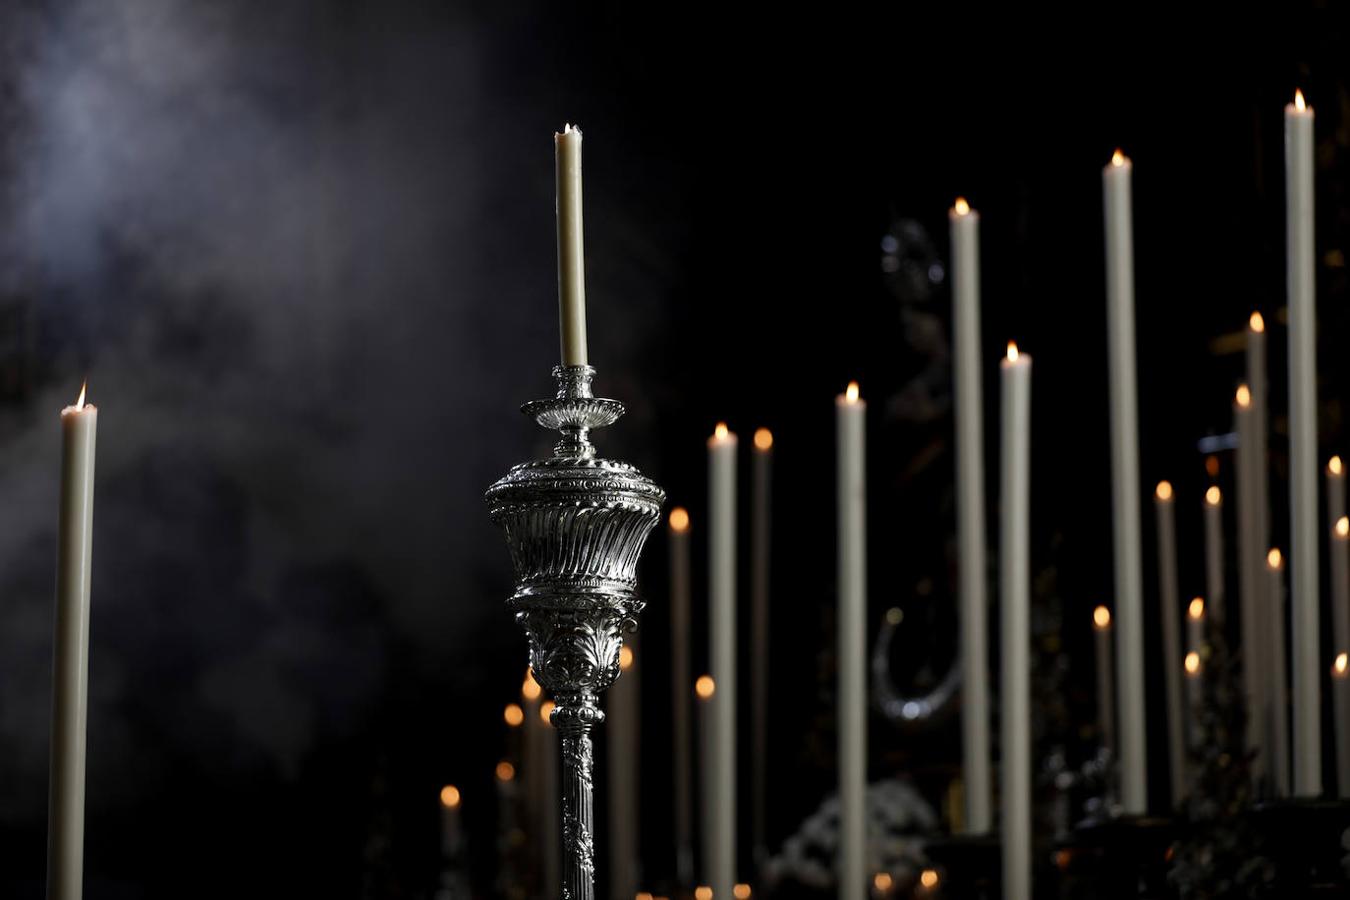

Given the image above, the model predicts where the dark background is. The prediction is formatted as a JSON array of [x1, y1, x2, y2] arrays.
[[1, 2, 1347, 897]]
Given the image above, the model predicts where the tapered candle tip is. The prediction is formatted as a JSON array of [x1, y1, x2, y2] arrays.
[[1268, 548, 1283, 568], [669, 506, 690, 532], [1336, 653, 1349, 676], [1330, 455, 1343, 475], [1337, 516, 1349, 538], [754, 427, 774, 450], [440, 785, 461, 808], [1006, 342, 1019, 362], [1188, 597, 1205, 620], [1205, 486, 1221, 506], [844, 381, 860, 403], [953, 197, 970, 216], [1236, 384, 1251, 407], [1249, 311, 1265, 332], [695, 674, 715, 699], [1295, 89, 1306, 111], [1111, 149, 1126, 167], [1155, 480, 1173, 501], [1093, 605, 1111, 629], [1185, 651, 1201, 674]]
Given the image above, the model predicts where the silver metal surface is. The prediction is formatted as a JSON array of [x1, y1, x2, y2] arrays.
[[487, 364, 664, 900]]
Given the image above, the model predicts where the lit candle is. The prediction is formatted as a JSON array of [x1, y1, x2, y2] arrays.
[[47, 383, 97, 900], [521, 669, 543, 846], [1246, 313, 1272, 784], [1102, 149, 1148, 814], [1331, 463, 1348, 668], [1330, 457, 1345, 527], [695, 675, 715, 889], [1000, 344, 1032, 900], [1185, 651, 1203, 751], [1333, 516, 1350, 796], [1093, 606, 1115, 757], [750, 427, 773, 863], [1267, 549, 1291, 797], [1187, 598, 1206, 663], [950, 197, 991, 834], [540, 698, 561, 895], [837, 382, 867, 900], [1203, 487, 1225, 622], [608, 640, 639, 899], [707, 424, 737, 899], [1335, 652, 1350, 797], [1234, 383, 1266, 783], [555, 124, 588, 366], [440, 785, 463, 860], [1153, 482, 1186, 804], [1286, 90, 1321, 796], [667, 508, 695, 885]]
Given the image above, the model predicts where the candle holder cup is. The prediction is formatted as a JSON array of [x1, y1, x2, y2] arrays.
[[486, 364, 664, 900]]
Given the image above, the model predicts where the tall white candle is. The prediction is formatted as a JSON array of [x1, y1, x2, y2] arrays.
[[750, 427, 773, 864], [1103, 150, 1148, 813], [1267, 549, 1291, 797], [695, 675, 715, 889], [1329, 457, 1345, 528], [48, 384, 97, 900], [1247, 315, 1272, 783], [1093, 606, 1115, 758], [1333, 517, 1350, 796], [1203, 487, 1225, 622], [1000, 345, 1032, 900], [555, 124, 588, 366], [707, 424, 738, 899], [1154, 482, 1186, 804], [950, 197, 991, 834], [1335, 653, 1350, 796], [837, 382, 868, 900], [667, 508, 695, 885], [1187, 598, 1206, 664], [1185, 652, 1203, 752], [608, 641, 639, 900], [440, 785, 463, 859], [1235, 384, 1265, 783], [1286, 91, 1321, 796]]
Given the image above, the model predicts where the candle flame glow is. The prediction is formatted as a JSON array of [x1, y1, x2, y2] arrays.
[[1337, 516, 1349, 538], [1185, 651, 1201, 675], [754, 427, 774, 450], [1331, 456, 1343, 476], [504, 703, 524, 727], [1295, 89, 1306, 111], [522, 669, 542, 701], [873, 873, 894, 892], [1093, 605, 1111, 629], [637, 893, 654, 900], [1268, 548, 1283, 568], [954, 197, 970, 216], [920, 869, 939, 889], [733, 885, 752, 900], [75, 381, 87, 410], [694, 888, 712, 900], [1236, 384, 1251, 407], [496, 761, 515, 782], [620, 645, 634, 670], [1205, 486, 1221, 506], [1336, 653, 1349, 675], [540, 700, 556, 724], [1156, 480, 1173, 501], [1250, 311, 1265, 333], [1189, 597, 1205, 620], [714, 422, 729, 440], [440, 785, 461, 808], [695, 674, 715, 699], [845, 381, 860, 403], [1111, 149, 1126, 167], [669, 506, 690, 533], [1006, 342, 1019, 362]]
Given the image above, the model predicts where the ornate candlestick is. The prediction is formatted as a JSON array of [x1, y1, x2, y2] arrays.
[[487, 363, 664, 900]]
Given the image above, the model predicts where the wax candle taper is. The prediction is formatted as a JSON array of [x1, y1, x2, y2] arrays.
[[1267, 548, 1291, 796], [750, 427, 772, 864], [837, 382, 867, 900], [1093, 606, 1115, 758], [555, 124, 588, 365], [707, 425, 737, 898], [667, 508, 694, 885], [1154, 481, 1186, 804], [1204, 487, 1225, 622]]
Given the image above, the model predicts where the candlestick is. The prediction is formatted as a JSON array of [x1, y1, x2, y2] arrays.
[[695, 675, 715, 888], [1093, 606, 1116, 759], [608, 640, 640, 900], [556, 125, 588, 366], [751, 427, 772, 865], [1103, 150, 1148, 814], [1000, 345, 1032, 900], [48, 383, 97, 900], [1285, 90, 1321, 796], [1246, 315, 1271, 782], [708, 423, 737, 899], [1203, 487, 1225, 622], [837, 382, 867, 900], [440, 785, 463, 860], [667, 508, 695, 886], [950, 197, 991, 835], [1335, 653, 1350, 796], [1153, 482, 1186, 804], [1267, 549, 1291, 797]]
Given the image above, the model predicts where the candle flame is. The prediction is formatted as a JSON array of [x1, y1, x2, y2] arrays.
[[1006, 342, 1019, 362], [440, 785, 461, 808], [669, 507, 690, 533], [496, 760, 516, 782], [844, 381, 860, 403], [694, 888, 713, 900], [1236, 384, 1251, 407], [1268, 547, 1282, 568], [1250, 311, 1265, 333], [619, 645, 634, 670], [695, 674, 715, 699], [1336, 652, 1349, 675], [920, 869, 940, 889], [873, 873, 894, 892], [733, 886, 752, 900], [754, 427, 774, 450], [504, 703, 524, 727], [540, 700, 556, 724], [1111, 149, 1126, 167], [1330, 455, 1343, 476], [1093, 605, 1111, 629], [637, 894, 655, 900], [1185, 651, 1201, 675], [1295, 89, 1306, 111], [953, 197, 970, 216], [1337, 516, 1349, 538], [1188, 597, 1205, 620], [1156, 480, 1173, 501], [522, 669, 542, 701], [1205, 486, 1221, 506], [714, 422, 729, 440], [75, 381, 87, 410]]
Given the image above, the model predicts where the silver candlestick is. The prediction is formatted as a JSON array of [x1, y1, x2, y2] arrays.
[[486, 364, 664, 900]]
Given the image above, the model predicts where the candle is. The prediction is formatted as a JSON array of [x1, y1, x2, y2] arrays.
[[1246, 314, 1272, 783], [1330, 457, 1345, 525], [1185, 651, 1203, 751], [608, 640, 639, 900], [1203, 487, 1225, 622], [540, 698, 561, 895], [1093, 606, 1115, 757], [521, 669, 543, 855], [950, 197, 991, 834], [1235, 384, 1266, 783], [1187, 598, 1206, 662], [1000, 345, 1032, 900], [1335, 653, 1350, 796], [555, 124, 588, 366], [1103, 150, 1148, 814], [667, 508, 695, 885], [1286, 90, 1321, 796], [1333, 517, 1350, 796], [440, 785, 463, 860], [1153, 482, 1186, 804], [707, 424, 737, 899], [1267, 549, 1291, 797], [837, 382, 868, 900], [47, 383, 97, 900], [750, 427, 773, 864], [695, 675, 715, 888]]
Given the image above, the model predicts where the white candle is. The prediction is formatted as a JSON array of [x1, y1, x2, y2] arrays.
[[608, 641, 639, 900], [1333, 517, 1350, 796], [1103, 150, 1148, 814], [1184, 652, 1203, 752], [1235, 384, 1266, 783], [837, 382, 867, 900], [1000, 345, 1032, 900], [440, 785, 463, 859], [950, 197, 991, 834], [1153, 482, 1186, 804], [695, 675, 715, 888], [1187, 598, 1206, 664], [1286, 90, 1321, 796], [750, 427, 773, 864], [667, 508, 695, 885], [1093, 606, 1115, 758], [707, 424, 738, 898], [1329, 457, 1345, 528], [1203, 487, 1225, 622], [1247, 315, 1272, 783], [48, 385, 97, 900], [1335, 653, 1350, 797], [521, 670, 543, 855], [540, 699, 561, 896], [1267, 549, 1291, 797], [555, 124, 588, 366]]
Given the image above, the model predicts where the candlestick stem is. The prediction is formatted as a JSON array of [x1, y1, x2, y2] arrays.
[[557, 702, 599, 900]]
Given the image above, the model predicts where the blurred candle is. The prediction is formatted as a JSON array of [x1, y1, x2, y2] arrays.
[[608, 641, 639, 900], [695, 675, 715, 889], [1187, 598, 1206, 663], [1330, 457, 1345, 528], [1286, 90, 1321, 796], [440, 785, 463, 859], [1247, 314, 1272, 783], [1103, 149, 1148, 814], [1235, 384, 1265, 781], [555, 124, 588, 365], [1203, 487, 1224, 621], [1000, 345, 1032, 900], [1335, 653, 1350, 796], [521, 669, 543, 851], [1333, 517, 1350, 796], [667, 508, 695, 885], [1154, 481, 1186, 804], [950, 197, 991, 834], [1185, 652, 1203, 750], [1268, 549, 1291, 797], [707, 424, 737, 899], [47, 384, 97, 900], [750, 427, 773, 864], [837, 382, 867, 900], [1093, 606, 1115, 757]]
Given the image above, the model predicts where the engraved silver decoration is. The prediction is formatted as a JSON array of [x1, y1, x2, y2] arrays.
[[487, 364, 664, 900]]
